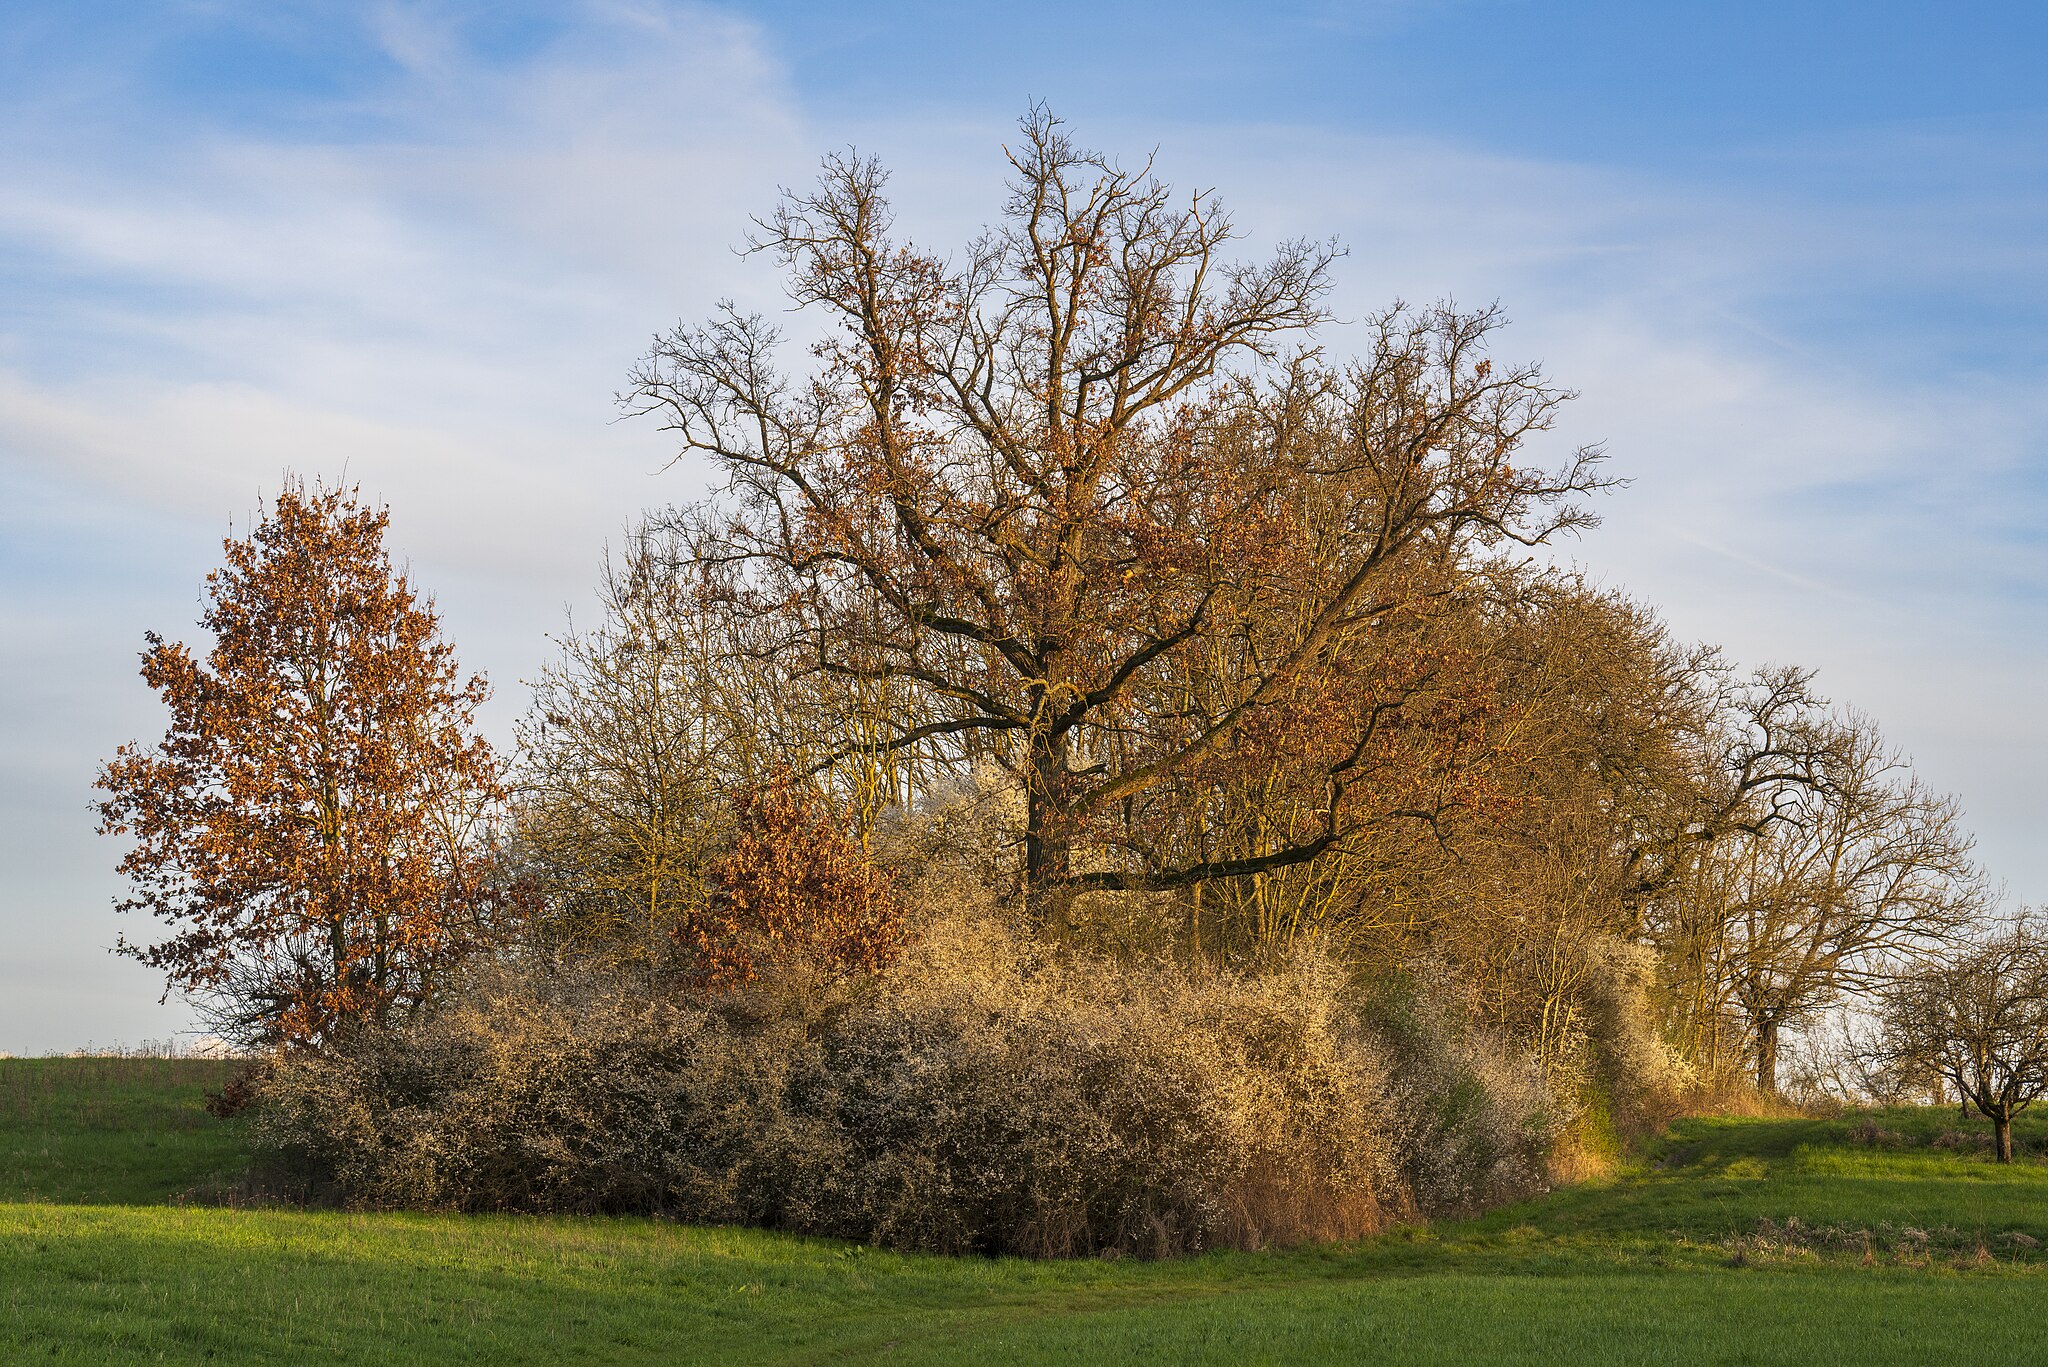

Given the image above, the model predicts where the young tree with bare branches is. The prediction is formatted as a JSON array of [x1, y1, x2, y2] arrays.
[[96, 481, 503, 1047], [514, 526, 919, 954], [514, 535, 754, 954], [1869, 916, 2048, 1162]]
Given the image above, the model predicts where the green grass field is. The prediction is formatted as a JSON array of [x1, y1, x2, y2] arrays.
[[5, 1058, 2048, 1364]]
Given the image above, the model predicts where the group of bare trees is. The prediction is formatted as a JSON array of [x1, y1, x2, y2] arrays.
[[99, 112, 2039, 1149], [559, 110, 2012, 1105]]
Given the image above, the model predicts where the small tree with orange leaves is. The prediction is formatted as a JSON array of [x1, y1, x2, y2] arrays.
[[689, 774, 905, 989], [96, 481, 504, 1048]]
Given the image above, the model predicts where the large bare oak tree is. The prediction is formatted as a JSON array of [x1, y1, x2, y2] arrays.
[[626, 112, 1607, 928]]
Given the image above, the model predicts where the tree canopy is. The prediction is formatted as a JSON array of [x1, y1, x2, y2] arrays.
[[96, 481, 503, 1047], [627, 109, 1608, 929]]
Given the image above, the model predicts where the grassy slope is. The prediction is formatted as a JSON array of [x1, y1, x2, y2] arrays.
[[0, 1057, 243, 1204], [5, 1061, 2048, 1364]]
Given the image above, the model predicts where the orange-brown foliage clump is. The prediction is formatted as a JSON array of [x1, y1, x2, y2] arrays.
[[688, 775, 905, 988]]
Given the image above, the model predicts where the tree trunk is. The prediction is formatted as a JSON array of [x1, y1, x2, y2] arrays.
[[1753, 1018, 1780, 1095], [1024, 813, 1071, 936], [1024, 733, 1073, 937], [1996, 1113, 2014, 1164]]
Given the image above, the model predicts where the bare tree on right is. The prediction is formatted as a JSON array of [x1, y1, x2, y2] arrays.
[[1868, 915, 2048, 1163]]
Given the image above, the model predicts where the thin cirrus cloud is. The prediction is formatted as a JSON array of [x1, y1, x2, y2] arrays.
[[0, 1, 2042, 1050]]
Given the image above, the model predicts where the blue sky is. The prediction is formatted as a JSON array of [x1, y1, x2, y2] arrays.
[[2, 1, 2044, 1051]]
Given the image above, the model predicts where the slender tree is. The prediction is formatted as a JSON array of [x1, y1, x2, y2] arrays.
[[1706, 715, 1982, 1091], [513, 535, 746, 954], [514, 525, 920, 954], [96, 480, 503, 1047]]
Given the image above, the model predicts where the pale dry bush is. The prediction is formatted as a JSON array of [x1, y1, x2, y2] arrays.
[[1582, 936, 1696, 1127], [1690, 1080, 1809, 1119], [1527, 938, 1698, 1180], [821, 913, 1407, 1253], [255, 908, 1406, 1257], [251, 969, 804, 1217], [1368, 961, 1562, 1216]]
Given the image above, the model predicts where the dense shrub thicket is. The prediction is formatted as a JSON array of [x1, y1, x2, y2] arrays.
[[1363, 968, 1560, 1216], [254, 908, 1554, 1256]]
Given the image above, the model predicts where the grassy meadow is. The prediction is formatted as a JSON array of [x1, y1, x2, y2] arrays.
[[4, 1057, 2048, 1364]]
